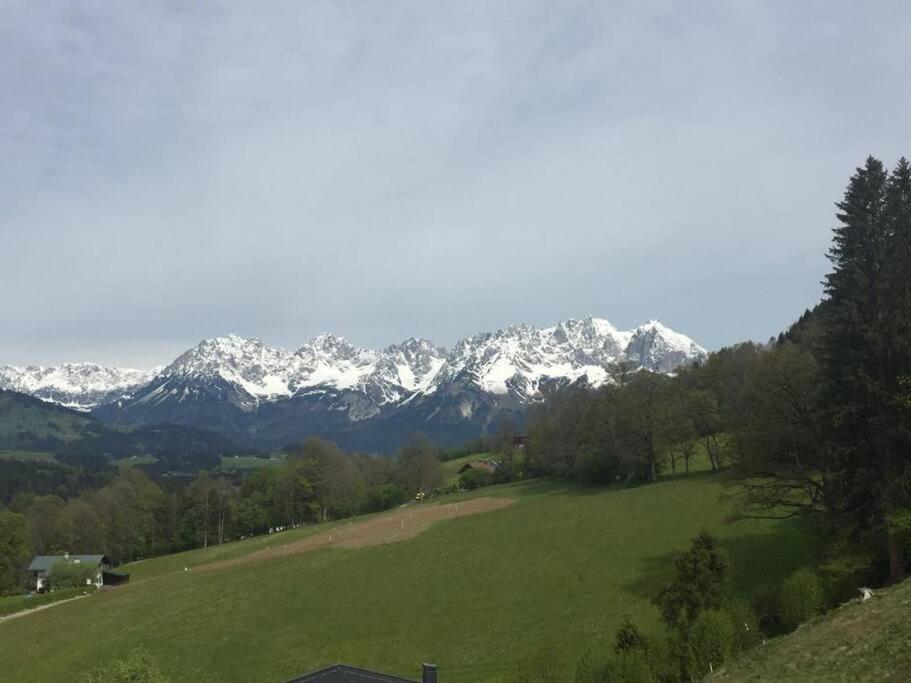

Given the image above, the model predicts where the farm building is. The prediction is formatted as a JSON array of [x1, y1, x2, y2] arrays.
[[457, 460, 498, 475], [26, 554, 122, 592]]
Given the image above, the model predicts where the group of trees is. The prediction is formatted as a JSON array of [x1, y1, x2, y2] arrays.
[[561, 531, 825, 682], [525, 157, 911, 588], [0, 434, 446, 593], [524, 360, 730, 486]]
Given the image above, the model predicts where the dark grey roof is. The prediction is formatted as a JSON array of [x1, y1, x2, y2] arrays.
[[27, 555, 108, 572], [287, 664, 417, 683]]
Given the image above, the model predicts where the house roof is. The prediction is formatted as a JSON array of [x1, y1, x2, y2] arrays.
[[286, 664, 417, 682], [457, 460, 498, 474], [27, 555, 108, 572]]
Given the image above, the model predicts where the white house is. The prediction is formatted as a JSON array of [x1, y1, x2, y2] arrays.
[[26, 554, 110, 592]]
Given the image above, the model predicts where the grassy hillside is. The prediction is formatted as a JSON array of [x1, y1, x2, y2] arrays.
[[0, 471, 815, 682], [0, 390, 238, 461], [441, 451, 495, 484], [0, 391, 95, 443], [712, 578, 911, 681]]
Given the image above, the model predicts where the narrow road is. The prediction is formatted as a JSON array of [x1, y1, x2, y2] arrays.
[[0, 594, 89, 625]]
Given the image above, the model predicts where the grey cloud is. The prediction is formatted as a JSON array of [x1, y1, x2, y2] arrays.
[[2, 1, 909, 366]]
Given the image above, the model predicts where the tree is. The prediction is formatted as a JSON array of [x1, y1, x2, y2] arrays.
[[615, 373, 667, 483], [459, 468, 493, 490], [188, 471, 217, 549], [526, 387, 592, 477], [291, 437, 366, 520], [686, 390, 724, 472], [495, 417, 517, 460], [396, 434, 445, 496], [654, 531, 731, 630], [0, 511, 29, 593], [48, 557, 98, 589], [276, 457, 318, 525], [214, 478, 234, 546], [614, 616, 648, 655], [778, 568, 824, 632], [659, 385, 697, 475], [23, 495, 69, 555], [725, 343, 828, 520], [65, 497, 106, 555], [820, 156, 911, 583], [686, 609, 734, 677]]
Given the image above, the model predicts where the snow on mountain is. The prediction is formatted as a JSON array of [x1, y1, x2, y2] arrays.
[[624, 320, 708, 373], [423, 317, 705, 403], [0, 363, 158, 410], [3, 317, 706, 418]]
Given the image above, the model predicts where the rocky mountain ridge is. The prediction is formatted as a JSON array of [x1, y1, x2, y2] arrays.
[[2, 317, 706, 450]]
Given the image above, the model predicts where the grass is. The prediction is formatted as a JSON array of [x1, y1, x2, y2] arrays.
[[115, 454, 286, 472], [218, 454, 286, 471], [0, 393, 92, 443], [0, 587, 94, 618], [713, 578, 911, 681], [0, 472, 816, 682], [441, 451, 494, 484], [115, 455, 158, 469], [0, 450, 55, 462]]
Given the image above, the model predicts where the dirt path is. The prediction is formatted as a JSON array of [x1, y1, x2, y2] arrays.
[[0, 594, 88, 625], [198, 496, 513, 574]]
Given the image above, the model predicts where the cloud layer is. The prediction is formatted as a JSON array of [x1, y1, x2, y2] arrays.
[[2, 1, 910, 366]]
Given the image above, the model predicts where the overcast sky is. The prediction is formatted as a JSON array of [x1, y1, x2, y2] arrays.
[[2, 1, 909, 367]]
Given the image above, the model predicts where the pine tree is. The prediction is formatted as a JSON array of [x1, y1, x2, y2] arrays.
[[821, 156, 910, 583], [881, 158, 911, 582]]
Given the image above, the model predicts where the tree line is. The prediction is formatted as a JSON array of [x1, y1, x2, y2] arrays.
[[525, 156, 911, 589], [0, 434, 446, 593]]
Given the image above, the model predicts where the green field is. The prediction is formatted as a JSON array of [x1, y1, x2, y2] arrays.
[[115, 455, 159, 469], [0, 450, 55, 462], [0, 393, 91, 443], [0, 587, 94, 618], [713, 577, 911, 681], [441, 451, 494, 484], [219, 454, 286, 471], [0, 473, 815, 682]]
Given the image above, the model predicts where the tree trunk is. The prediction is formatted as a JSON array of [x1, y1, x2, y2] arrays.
[[887, 532, 905, 585], [649, 459, 657, 484]]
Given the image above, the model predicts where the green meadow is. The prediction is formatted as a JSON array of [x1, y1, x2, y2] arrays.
[[0, 450, 55, 462], [0, 469, 815, 682]]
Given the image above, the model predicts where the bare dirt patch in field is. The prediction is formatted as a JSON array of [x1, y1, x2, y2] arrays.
[[197, 497, 514, 574]]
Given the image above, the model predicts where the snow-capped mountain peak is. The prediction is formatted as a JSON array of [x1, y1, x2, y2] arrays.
[[4, 317, 707, 430], [0, 362, 158, 410]]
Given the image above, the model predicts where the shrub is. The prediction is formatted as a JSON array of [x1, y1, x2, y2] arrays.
[[365, 483, 408, 512], [817, 537, 875, 605], [48, 558, 98, 590], [751, 588, 783, 634], [459, 468, 494, 490], [614, 616, 647, 654], [724, 598, 761, 652], [598, 650, 655, 683], [686, 609, 734, 678], [778, 567, 824, 632], [81, 649, 167, 682], [654, 530, 731, 629]]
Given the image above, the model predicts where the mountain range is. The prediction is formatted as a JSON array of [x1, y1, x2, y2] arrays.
[[1, 317, 706, 451]]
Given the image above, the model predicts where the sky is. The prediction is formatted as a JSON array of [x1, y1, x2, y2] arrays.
[[2, 1, 910, 368]]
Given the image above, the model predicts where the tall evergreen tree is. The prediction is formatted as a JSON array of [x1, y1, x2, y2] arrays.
[[881, 158, 911, 581], [821, 156, 909, 583]]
